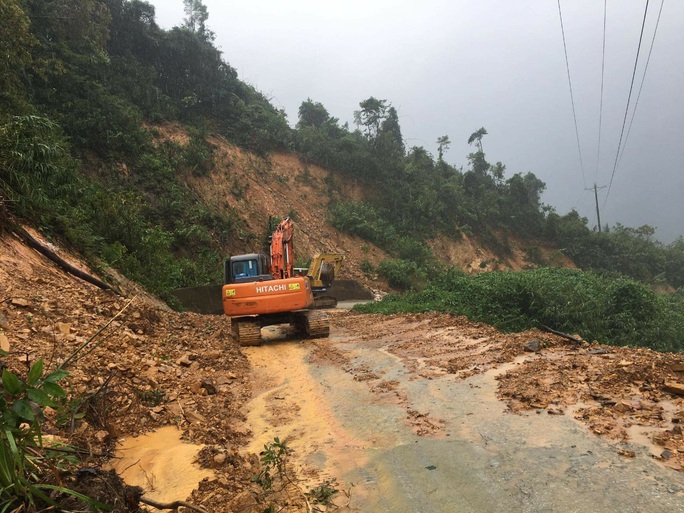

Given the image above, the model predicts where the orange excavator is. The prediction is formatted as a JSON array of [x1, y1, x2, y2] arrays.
[[222, 218, 337, 346]]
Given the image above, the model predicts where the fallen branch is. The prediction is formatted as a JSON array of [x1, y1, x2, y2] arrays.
[[60, 296, 136, 369], [140, 497, 209, 513], [14, 226, 123, 296], [540, 325, 583, 345]]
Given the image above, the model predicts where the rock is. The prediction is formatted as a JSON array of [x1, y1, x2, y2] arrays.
[[201, 379, 217, 395], [205, 350, 222, 360], [663, 382, 684, 396], [0, 334, 10, 353], [95, 430, 109, 442], [184, 410, 206, 424], [524, 339, 541, 353], [672, 425, 683, 435], [618, 448, 636, 458], [213, 453, 226, 465], [0, 313, 8, 329], [588, 348, 607, 355], [661, 449, 673, 460], [613, 402, 633, 413], [56, 322, 71, 335], [11, 298, 29, 307], [178, 354, 193, 366]]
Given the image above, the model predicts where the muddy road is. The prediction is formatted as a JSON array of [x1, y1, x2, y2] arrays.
[[242, 311, 684, 512]]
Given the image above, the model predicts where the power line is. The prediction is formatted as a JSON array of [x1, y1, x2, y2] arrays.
[[617, 0, 666, 170], [594, 0, 607, 184], [604, 0, 651, 208], [557, 0, 587, 188]]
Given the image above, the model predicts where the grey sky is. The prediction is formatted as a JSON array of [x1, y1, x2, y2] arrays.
[[149, 0, 683, 242]]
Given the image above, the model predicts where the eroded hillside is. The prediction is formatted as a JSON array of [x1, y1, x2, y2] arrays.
[[153, 123, 574, 292]]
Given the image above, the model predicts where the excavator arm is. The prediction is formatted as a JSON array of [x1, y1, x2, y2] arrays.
[[307, 252, 344, 289], [307, 252, 344, 308], [270, 217, 294, 279]]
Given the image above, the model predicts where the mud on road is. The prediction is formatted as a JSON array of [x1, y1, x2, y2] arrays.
[[243, 310, 684, 512]]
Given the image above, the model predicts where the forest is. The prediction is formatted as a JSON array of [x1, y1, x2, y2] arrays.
[[1, 0, 683, 299]]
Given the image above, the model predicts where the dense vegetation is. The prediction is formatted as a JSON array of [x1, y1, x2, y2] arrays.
[[0, 0, 682, 306], [294, 98, 684, 290], [0, 0, 286, 298], [356, 268, 684, 352]]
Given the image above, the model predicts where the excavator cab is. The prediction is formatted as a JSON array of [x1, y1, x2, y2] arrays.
[[224, 253, 273, 284]]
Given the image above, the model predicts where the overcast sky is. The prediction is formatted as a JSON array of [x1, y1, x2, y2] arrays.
[[149, 0, 683, 243]]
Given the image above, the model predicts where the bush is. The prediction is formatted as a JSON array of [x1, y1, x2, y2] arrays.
[[377, 259, 424, 291]]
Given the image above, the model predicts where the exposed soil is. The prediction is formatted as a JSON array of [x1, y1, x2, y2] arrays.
[[151, 122, 571, 295], [0, 231, 258, 511]]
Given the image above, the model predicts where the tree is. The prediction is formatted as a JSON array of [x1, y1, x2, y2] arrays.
[[376, 106, 404, 158], [26, 0, 111, 54], [183, 0, 213, 40], [353, 97, 388, 140], [0, 0, 38, 108], [297, 99, 331, 129], [467, 127, 488, 153], [437, 135, 451, 161]]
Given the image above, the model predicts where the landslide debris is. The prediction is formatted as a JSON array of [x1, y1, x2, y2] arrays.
[[332, 311, 684, 470], [0, 232, 267, 511]]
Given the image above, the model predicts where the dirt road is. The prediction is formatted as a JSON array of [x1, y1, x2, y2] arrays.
[[242, 311, 684, 512]]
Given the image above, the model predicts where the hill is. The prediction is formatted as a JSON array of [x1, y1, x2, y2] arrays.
[[152, 122, 575, 288], [2, 0, 682, 303]]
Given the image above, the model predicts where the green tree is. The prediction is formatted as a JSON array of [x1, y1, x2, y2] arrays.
[[297, 99, 331, 129], [437, 135, 451, 161], [376, 106, 404, 159], [354, 97, 388, 140], [467, 127, 488, 153], [0, 0, 39, 109], [183, 0, 213, 40]]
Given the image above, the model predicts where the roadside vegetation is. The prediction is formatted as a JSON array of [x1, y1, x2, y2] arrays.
[[356, 268, 684, 352]]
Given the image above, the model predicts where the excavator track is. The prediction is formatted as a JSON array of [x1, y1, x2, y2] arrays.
[[231, 318, 262, 346], [301, 310, 330, 338], [313, 295, 338, 309]]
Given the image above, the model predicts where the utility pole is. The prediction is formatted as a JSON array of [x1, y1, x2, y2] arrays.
[[586, 183, 607, 233]]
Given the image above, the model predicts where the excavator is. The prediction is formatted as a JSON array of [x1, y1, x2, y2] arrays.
[[222, 217, 343, 346]]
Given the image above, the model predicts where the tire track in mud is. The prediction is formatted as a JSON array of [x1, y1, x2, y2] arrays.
[[240, 314, 684, 512]]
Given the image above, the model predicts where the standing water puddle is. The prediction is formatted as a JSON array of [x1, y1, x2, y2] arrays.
[[111, 425, 213, 503]]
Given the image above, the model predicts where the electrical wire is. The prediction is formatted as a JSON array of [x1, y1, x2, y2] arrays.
[[557, 0, 587, 188], [616, 0, 665, 170], [594, 0, 607, 184], [604, 0, 651, 208]]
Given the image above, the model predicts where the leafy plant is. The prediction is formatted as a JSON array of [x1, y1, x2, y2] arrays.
[[253, 437, 290, 491], [0, 355, 105, 510], [306, 478, 340, 505]]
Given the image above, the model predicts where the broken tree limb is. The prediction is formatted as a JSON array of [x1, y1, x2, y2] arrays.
[[60, 296, 135, 369], [540, 325, 583, 345], [13, 226, 123, 296], [139, 497, 209, 513]]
